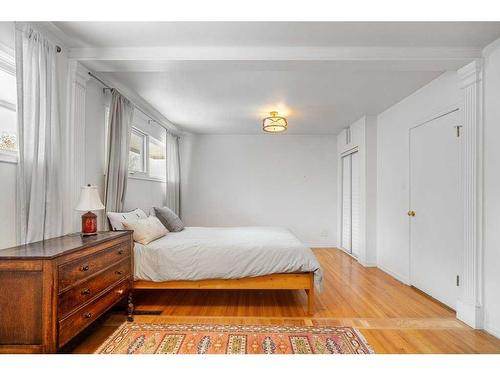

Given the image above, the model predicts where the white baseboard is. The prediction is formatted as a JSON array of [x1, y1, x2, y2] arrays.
[[306, 243, 338, 248], [358, 259, 377, 268], [456, 299, 484, 329], [485, 322, 500, 339], [376, 263, 410, 285], [483, 311, 500, 339]]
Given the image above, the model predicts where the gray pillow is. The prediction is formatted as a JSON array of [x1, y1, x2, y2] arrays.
[[154, 206, 185, 232]]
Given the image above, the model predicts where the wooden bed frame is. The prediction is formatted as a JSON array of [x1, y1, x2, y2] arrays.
[[132, 272, 315, 317]]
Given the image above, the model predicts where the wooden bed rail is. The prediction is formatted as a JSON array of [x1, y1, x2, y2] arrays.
[[133, 272, 315, 315]]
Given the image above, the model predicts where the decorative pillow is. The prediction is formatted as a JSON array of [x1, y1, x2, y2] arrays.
[[107, 208, 148, 231], [154, 206, 185, 232], [122, 216, 168, 245]]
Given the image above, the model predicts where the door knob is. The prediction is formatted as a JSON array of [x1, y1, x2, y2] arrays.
[[407, 210, 416, 217]]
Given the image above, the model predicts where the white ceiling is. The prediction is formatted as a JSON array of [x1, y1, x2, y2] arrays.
[[53, 22, 500, 48], [50, 22, 500, 135], [104, 64, 440, 134]]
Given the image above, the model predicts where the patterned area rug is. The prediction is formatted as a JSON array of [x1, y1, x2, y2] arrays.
[[95, 323, 374, 354]]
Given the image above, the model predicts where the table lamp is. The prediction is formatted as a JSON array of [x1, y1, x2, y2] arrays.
[[75, 184, 105, 236]]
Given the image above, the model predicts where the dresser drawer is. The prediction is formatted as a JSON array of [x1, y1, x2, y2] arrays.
[[58, 242, 130, 291], [58, 280, 129, 347], [58, 259, 131, 318]]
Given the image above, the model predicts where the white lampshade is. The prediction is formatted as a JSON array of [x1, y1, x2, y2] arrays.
[[75, 185, 105, 212]]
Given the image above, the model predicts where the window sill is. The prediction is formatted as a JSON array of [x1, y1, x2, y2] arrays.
[[0, 151, 18, 164], [128, 174, 165, 183]]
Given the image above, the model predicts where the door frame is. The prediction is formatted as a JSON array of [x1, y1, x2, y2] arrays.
[[407, 107, 460, 306], [455, 60, 484, 329]]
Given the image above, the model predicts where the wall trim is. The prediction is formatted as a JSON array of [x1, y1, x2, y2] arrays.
[[456, 59, 484, 329]]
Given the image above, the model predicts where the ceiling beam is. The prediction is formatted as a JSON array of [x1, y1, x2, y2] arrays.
[[69, 46, 481, 62]]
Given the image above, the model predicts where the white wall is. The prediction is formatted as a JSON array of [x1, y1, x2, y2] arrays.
[[482, 39, 500, 338], [376, 72, 461, 283], [180, 134, 337, 246]]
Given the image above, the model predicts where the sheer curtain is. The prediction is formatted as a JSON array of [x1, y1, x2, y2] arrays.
[[104, 89, 134, 215], [166, 133, 181, 216], [15, 24, 63, 243]]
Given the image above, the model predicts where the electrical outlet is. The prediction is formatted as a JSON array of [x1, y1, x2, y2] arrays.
[[320, 229, 329, 238]]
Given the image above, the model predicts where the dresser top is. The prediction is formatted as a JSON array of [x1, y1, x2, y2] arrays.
[[0, 231, 131, 259]]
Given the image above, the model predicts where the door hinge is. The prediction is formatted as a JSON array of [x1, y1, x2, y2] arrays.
[[456, 275, 460, 287], [454, 125, 463, 137]]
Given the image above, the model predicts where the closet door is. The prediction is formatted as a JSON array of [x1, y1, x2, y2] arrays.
[[350, 151, 360, 257], [341, 154, 352, 252]]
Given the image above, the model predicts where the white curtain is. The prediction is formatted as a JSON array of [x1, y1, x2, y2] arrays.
[[104, 89, 134, 215], [15, 24, 63, 244], [166, 133, 181, 216]]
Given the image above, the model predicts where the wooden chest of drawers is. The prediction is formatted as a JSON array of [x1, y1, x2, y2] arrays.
[[0, 231, 133, 353]]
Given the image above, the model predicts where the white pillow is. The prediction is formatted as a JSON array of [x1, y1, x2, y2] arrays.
[[107, 208, 147, 230], [122, 216, 168, 245]]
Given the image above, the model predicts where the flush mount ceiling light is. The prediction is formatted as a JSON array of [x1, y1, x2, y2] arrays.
[[262, 111, 288, 133]]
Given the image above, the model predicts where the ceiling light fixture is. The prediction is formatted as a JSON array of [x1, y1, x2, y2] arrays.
[[262, 111, 288, 133]]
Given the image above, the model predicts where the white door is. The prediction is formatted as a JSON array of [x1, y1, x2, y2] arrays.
[[351, 152, 360, 257], [409, 110, 461, 309], [340, 151, 360, 256]]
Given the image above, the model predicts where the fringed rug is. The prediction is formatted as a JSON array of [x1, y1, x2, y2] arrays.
[[95, 322, 374, 354]]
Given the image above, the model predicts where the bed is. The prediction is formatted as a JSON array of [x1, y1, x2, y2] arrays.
[[131, 226, 322, 315]]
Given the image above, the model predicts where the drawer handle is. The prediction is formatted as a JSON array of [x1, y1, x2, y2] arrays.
[[115, 270, 123, 275], [80, 265, 90, 272], [81, 288, 91, 296], [118, 250, 124, 255], [83, 312, 92, 319]]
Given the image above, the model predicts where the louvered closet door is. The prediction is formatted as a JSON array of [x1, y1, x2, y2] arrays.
[[341, 154, 352, 252], [350, 151, 360, 257]]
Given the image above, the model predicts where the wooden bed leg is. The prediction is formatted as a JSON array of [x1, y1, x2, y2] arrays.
[[305, 288, 315, 316], [127, 291, 134, 322], [305, 273, 315, 316]]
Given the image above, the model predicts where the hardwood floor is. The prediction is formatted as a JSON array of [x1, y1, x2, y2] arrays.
[[72, 249, 500, 354]]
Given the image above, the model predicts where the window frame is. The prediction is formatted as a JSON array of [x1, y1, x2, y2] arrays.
[[0, 47, 17, 164], [128, 126, 166, 183]]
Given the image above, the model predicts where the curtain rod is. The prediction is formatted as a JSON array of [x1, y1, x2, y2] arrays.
[[87, 71, 179, 137]]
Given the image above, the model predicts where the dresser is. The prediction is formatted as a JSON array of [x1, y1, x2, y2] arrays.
[[0, 231, 134, 353]]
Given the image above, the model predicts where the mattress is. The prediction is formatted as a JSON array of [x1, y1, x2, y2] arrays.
[[133, 226, 322, 290]]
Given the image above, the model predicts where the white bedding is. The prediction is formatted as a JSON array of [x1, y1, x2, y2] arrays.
[[133, 226, 322, 290]]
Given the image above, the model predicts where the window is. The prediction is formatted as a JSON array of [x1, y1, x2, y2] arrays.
[[148, 136, 166, 179], [0, 50, 17, 163], [129, 128, 146, 173], [128, 126, 166, 181]]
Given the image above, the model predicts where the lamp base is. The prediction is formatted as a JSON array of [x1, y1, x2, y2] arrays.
[[80, 232, 98, 237], [81, 211, 98, 236]]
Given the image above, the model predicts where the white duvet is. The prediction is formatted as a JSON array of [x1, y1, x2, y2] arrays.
[[133, 226, 322, 290]]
